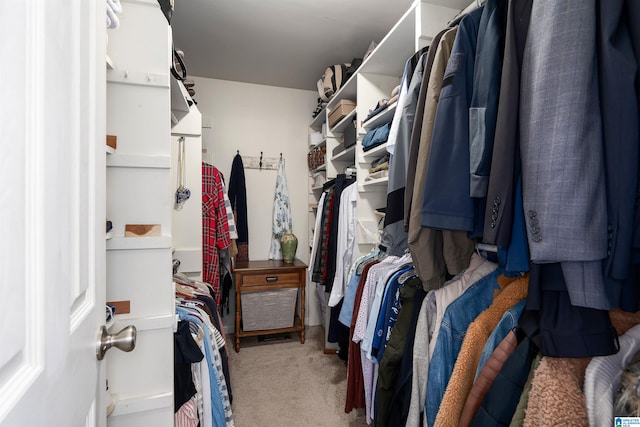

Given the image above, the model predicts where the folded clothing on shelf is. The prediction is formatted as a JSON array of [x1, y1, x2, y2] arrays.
[[370, 153, 390, 169], [370, 161, 389, 173], [365, 170, 388, 181], [362, 123, 391, 152]]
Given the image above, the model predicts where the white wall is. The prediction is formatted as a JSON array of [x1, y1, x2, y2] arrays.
[[192, 76, 321, 329]]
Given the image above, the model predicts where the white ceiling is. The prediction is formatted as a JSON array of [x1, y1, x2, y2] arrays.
[[170, 0, 415, 91]]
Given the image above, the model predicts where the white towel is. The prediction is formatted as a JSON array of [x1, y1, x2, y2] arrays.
[[268, 158, 292, 260]]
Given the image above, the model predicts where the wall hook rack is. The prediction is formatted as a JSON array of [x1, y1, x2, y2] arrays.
[[242, 152, 281, 170]]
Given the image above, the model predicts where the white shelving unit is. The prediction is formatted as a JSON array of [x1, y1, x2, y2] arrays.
[[362, 103, 397, 131], [329, 109, 357, 134], [170, 81, 203, 279], [331, 145, 356, 162], [361, 143, 389, 162], [307, 0, 469, 353], [105, 1, 174, 425]]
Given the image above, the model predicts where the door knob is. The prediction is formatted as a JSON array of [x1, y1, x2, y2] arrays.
[[96, 325, 137, 360]]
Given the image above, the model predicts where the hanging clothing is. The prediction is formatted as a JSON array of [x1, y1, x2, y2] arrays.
[[434, 276, 528, 427], [404, 28, 447, 230], [460, 329, 520, 427], [177, 306, 234, 427], [426, 270, 514, 427], [174, 320, 205, 413], [420, 7, 483, 236], [268, 158, 292, 260], [309, 192, 328, 322], [470, 333, 539, 427], [376, 279, 424, 427], [523, 357, 591, 427], [338, 250, 379, 328], [596, 0, 640, 311], [407, 25, 476, 291], [228, 154, 249, 261], [381, 49, 428, 256], [584, 324, 640, 426], [385, 283, 428, 427], [483, 0, 531, 248], [469, 0, 508, 198], [345, 260, 380, 414], [221, 179, 238, 240], [326, 174, 356, 293], [352, 256, 401, 423], [329, 182, 358, 307], [520, 0, 608, 309], [202, 163, 231, 304]]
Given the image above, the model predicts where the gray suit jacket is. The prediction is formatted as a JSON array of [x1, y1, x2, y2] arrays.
[[520, 0, 609, 308]]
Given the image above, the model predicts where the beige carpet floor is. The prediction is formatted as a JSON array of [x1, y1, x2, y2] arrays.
[[227, 326, 368, 427]]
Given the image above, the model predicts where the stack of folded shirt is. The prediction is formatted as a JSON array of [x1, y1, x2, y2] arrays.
[[362, 123, 392, 152]]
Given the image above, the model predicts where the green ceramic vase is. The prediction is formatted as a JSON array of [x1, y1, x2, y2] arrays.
[[280, 230, 298, 264]]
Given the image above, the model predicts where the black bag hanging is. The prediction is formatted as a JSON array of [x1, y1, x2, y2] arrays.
[[157, 0, 173, 24], [171, 45, 187, 81]]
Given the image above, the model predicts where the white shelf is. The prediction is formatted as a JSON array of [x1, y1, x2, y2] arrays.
[[310, 109, 326, 131], [310, 138, 326, 150], [329, 109, 357, 134], [107, 154, 171, 169], [357, 5, 416, 78], [311, 185, 324, 191], [362, 143, 389, 161], [331, 145, 356, 162], [327, 77, 358, 110], [106, 55, 115, 70], [170, 78, 190, 112], [107, 69, 170, 89], [360, 176, 389, 190], [362, 103, 397, 131], [310, 164, 326, 173], [124, 0, 161, 6], [106, 236, 172, 251], [111, 314, 175, 332], [106, 145, 116, 154], [109, 391, 173, 418]]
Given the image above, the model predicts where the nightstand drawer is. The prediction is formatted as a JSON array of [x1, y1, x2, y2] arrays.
[[241, 272, 300, 286]]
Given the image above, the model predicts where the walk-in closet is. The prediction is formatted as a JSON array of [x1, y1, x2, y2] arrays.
[[3, 0, 640, 426]]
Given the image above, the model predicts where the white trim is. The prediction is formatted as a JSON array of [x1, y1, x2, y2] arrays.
[[108, 391, 173, 417], [106, 236, 172, 250]]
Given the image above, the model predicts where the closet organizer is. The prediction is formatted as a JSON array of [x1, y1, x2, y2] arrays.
[[309, 0, 640, 426]]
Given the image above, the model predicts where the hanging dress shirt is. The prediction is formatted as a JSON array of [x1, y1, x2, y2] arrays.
[[329, 182, 358, 306]]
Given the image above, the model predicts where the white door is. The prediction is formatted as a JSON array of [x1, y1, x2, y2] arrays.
[[0, 1, 108, 426]]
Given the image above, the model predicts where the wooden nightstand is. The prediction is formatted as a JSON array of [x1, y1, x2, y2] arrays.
[[234, 259, 307, 352]]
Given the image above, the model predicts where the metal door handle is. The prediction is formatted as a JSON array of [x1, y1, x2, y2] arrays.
[[96, 325, 137, 360], [265, 276, 278, 282]]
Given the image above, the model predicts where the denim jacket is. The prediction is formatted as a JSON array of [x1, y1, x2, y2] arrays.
[[425, 267, 503, 426]]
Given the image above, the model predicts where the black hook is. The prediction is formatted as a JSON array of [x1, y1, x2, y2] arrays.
[[237, 150, 239, 155], [259, 151, 263, 170]]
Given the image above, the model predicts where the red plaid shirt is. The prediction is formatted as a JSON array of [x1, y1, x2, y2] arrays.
[[202, 163, 231, 303]]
